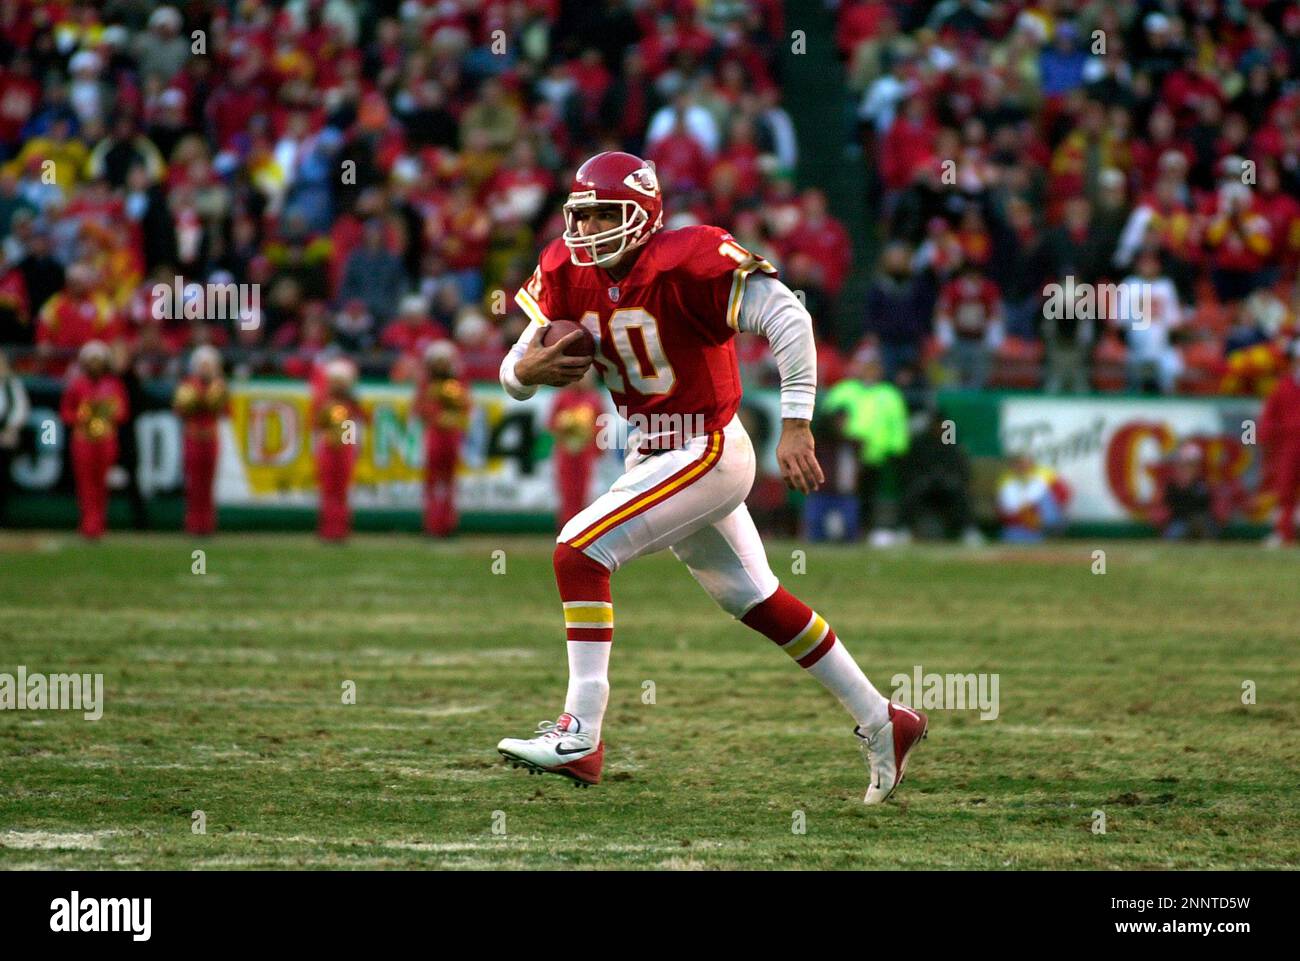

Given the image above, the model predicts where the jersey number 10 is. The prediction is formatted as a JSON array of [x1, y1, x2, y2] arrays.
[[579, 308, 676, 396]]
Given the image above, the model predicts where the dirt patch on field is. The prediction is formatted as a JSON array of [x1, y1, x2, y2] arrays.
[[0, 534, 63, 553]]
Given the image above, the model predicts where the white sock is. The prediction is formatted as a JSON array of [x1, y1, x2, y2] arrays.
[[805, 640, 891, 732], [564, 641, 611, 741]]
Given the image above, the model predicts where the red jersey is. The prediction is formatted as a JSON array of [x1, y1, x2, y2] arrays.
[[938, 276, 1002, 340], [60, 373, 128, 442], [37, 292, 122, 356], [516, 226, 776, 434]]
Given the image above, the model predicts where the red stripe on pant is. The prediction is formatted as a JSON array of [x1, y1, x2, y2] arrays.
[[742, 586, 837, 669], [565, 431, 723, 550]]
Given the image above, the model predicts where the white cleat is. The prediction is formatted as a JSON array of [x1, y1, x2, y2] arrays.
[[497, 713, 604, 786], [857, 702, 929, 805]]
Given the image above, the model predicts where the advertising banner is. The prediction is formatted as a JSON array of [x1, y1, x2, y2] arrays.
[[4, 379, 786, 527], [998, 396, 1266, 523]]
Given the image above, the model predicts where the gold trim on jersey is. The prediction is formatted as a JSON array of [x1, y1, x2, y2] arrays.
[[515, 287, 551, 327], [725, 254, 777, 331]]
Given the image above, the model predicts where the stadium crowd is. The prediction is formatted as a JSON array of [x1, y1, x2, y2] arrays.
[[2, 0, 1300, 545], [843, 0, 1300, 397], [2, 1, 1298, 397], [0, 0, 820, 385]]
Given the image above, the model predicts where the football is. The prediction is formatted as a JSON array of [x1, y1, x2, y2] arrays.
[[541, 319, 596, 358]]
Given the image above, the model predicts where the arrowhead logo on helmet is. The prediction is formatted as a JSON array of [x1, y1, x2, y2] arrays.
[[622, 165, 659, 198], [562, 152, 664, 267]]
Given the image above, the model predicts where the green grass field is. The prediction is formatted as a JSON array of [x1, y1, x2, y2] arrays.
[[1, 532, 1297, 870]]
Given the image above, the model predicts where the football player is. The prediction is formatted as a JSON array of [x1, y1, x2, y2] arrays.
[[496, 152, 926, 803]]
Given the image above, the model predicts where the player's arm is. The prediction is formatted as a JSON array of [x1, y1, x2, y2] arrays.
[[499, 321, 591, 396], [737, 272, 824, 494], [500, 267, 590, 399]]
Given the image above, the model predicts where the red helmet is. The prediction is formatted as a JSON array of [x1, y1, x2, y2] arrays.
[[562, 151, 663, 267]]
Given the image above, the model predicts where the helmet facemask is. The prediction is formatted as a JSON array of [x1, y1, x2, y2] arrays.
[[562, 194, 652, 267]]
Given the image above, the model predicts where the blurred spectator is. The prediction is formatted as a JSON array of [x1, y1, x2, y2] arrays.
[[1203, 158, 1273, 304], [3, 113, 86, 198], [460, 77, 521, 154], [134, 7, 190, 85], [275, 300, 335, 380], [899, 412, 981, 545], [864, 241, 927, 379], [1150, 443, 1222, 541], [822, 347, 909, 541], [453, 308, 506, 382], [648, 107, 711, 193], [936, 262, 1004, 390], [1115, 250, 1184, 394], [36, 262, 121, 374], [646, 91, 720, 157], [1221, 291, 1292, 396], [86, 112, 165, 189], [339, 218, 406, 324], [333, 299, 375, 354], [997, 452, 1070, 543], [781, 189, 852, 297], [382, 294, 448, 380]]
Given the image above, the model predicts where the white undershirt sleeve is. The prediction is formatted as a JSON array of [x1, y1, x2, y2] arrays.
[[501, 280, 553, 399], [736, 272, 818, 421], [499, 318, 543, 400]]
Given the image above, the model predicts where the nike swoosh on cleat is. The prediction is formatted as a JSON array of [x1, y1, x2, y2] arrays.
[[554, 745, 590, 756]]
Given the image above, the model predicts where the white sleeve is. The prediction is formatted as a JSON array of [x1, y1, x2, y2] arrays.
[[736, 273, 817, 421], [499, 317, 542, 400]]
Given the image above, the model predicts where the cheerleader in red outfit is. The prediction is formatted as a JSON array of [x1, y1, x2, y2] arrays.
[[173, 346, 229, 535], [414, 341, 470, 537], [60, 340, 128, 539], [311, 358, 369, 542]]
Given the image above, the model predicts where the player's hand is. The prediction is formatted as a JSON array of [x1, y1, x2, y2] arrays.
[[777, 419, 824, 494], [514, 327, 592, 387]]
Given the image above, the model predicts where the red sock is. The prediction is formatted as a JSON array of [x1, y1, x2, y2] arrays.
[[553, 543, 613, 641], [554, 543, 614, 735], [742, 586, 837, 668]]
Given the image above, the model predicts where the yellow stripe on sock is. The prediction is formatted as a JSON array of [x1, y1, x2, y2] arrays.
[[563, 603, 614, 626], [782, 613, 828, 660]]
